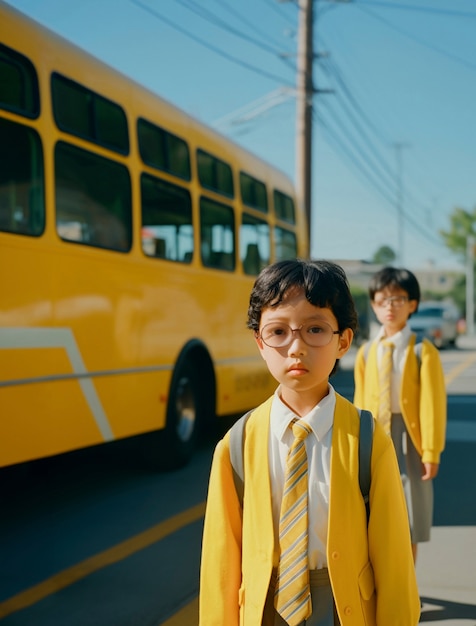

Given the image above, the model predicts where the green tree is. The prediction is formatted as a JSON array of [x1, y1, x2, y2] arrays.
[[372, 245, 396, 265], [440, 206, 476, 263], [440, 206, 476, 320]]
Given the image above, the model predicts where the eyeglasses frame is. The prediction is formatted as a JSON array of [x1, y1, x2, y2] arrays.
[[259, 321, 340, 349]]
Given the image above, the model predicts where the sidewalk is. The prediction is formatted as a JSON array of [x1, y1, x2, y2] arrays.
[[413, 333, 476, 623], [456, 333, 476, 351], [340, 333, 476, 624], [417, 527, 476, 624]]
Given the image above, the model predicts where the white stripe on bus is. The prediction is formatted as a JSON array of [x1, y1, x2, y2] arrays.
[[0, 327, 114, 441]]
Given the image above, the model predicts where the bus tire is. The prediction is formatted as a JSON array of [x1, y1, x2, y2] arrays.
[[157, 359, 203, 469]]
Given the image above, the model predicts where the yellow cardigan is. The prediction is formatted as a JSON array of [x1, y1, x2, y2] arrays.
[[354, 335, 447, 464], [199, 393, 420, 626]]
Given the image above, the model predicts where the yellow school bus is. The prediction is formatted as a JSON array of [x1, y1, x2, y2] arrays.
[[0, 1, 308, 469]]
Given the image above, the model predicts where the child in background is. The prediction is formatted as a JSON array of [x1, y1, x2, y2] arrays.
[[200, 259, 420, 626], [354, 266, 447, 564]]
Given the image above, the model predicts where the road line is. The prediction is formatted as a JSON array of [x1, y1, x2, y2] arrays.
[[0, 502, 206, 619], [160, 596, 198, 625], [445, 352, 476, 387]]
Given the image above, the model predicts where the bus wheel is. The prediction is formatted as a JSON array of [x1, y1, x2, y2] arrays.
[[157, 362, 202, 469]]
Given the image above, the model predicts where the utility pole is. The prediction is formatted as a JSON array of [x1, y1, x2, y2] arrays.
[[295, 0, 314, 252]]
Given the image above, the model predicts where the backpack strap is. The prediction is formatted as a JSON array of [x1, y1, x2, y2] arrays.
[[359, 409, 374, 523], [230, 407, 374, 525], [414, 340, 422, 369]]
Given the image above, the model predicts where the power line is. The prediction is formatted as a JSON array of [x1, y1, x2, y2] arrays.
[[349, 1, 476, 19], [260, 0, 298, 22], [357, 5, 476, 72], [316, 105, 442, 248], [174, 0, 295, 69], [130, 0, 451, 255], [319, 51, 440, 222], [129, 0, 295, 87], [319, 57, 396, 190], [209, 0, 295, 54]]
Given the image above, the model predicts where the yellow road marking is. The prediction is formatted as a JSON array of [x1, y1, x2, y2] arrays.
[[160, 596, 198, 625], [0, 502, 206, 619], [445, 352, 476, 386], [4, 351, 474, 622]]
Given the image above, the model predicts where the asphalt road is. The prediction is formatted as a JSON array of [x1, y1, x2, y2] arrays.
[[0, 338, 475, 625]]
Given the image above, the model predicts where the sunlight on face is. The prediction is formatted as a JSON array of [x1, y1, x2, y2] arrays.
[[255, 288, 352, 415]]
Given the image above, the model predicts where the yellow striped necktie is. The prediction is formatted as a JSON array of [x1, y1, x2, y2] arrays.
[[378, 340, 394, 435], [274, 420, 312, 626]]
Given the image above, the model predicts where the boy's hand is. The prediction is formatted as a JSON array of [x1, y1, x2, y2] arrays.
[[422, 462, 439, 480]]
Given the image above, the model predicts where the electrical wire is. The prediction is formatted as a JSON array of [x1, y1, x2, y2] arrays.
[[260, 0, 298, 22], [357, 5, 476, 73], [319, 57, 396, 190], [348, 1, 476, 19], [129, 0, 295, 87], [315, 106, 442, 247], [130, 0, 459, 254], [319, 53, 439, 221], [208, 0, 296, 53], [174, 0, 295, 70]]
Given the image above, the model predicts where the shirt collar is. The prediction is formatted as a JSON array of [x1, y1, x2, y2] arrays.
[[272, 385, 336, 442], [376, 323, 411, 350]]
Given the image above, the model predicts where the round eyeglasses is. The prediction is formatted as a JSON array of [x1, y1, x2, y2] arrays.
[[373, 296, 409, 308], [259, 321, 340, 348]]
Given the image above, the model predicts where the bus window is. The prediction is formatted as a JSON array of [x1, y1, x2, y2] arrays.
[[240, 172, 268, 213], [240, 214, 270, 275], [0, 43, 39, 118], [274, 226, 297, 261], [200, 197, 235, 271], [0, 118, 44, 236], [274, 189, 296, 224], [55, 141, 132, 252], [137, 118, 191, 181], [140, 173, 193, 262], [51, 73, 129, 155], [197, 149, 234, 198]]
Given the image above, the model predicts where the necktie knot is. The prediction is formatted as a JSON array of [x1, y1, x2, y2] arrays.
[[292, 419, 312, 441]]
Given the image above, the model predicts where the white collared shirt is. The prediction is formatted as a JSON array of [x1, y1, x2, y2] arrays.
[[375, 324, 412, 413], [269, 385, 335, 569]]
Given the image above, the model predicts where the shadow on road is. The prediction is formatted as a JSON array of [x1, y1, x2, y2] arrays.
[[420, 596, 476, 622]]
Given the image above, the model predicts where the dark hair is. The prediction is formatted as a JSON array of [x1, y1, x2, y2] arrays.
[[247, 259, 358, 334], [369, 266, 420, 309]]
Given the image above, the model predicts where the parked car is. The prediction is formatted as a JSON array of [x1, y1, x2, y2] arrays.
[[409, 301, 459, 348]]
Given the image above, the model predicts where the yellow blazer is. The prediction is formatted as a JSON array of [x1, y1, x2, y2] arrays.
[[199, 393, 420, 626], [354, 335, 447, 464]]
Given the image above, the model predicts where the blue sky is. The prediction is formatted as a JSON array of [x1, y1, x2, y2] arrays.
[[5, 0, 476, 270]]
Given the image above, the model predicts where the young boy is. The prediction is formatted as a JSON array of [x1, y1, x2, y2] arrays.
[[354, 266, 447, 564], [200, 259, 420, 626]]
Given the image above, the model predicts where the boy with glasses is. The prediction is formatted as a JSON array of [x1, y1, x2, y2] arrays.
[[200, 259, 419, 625], [354, 266, 447, 565]]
